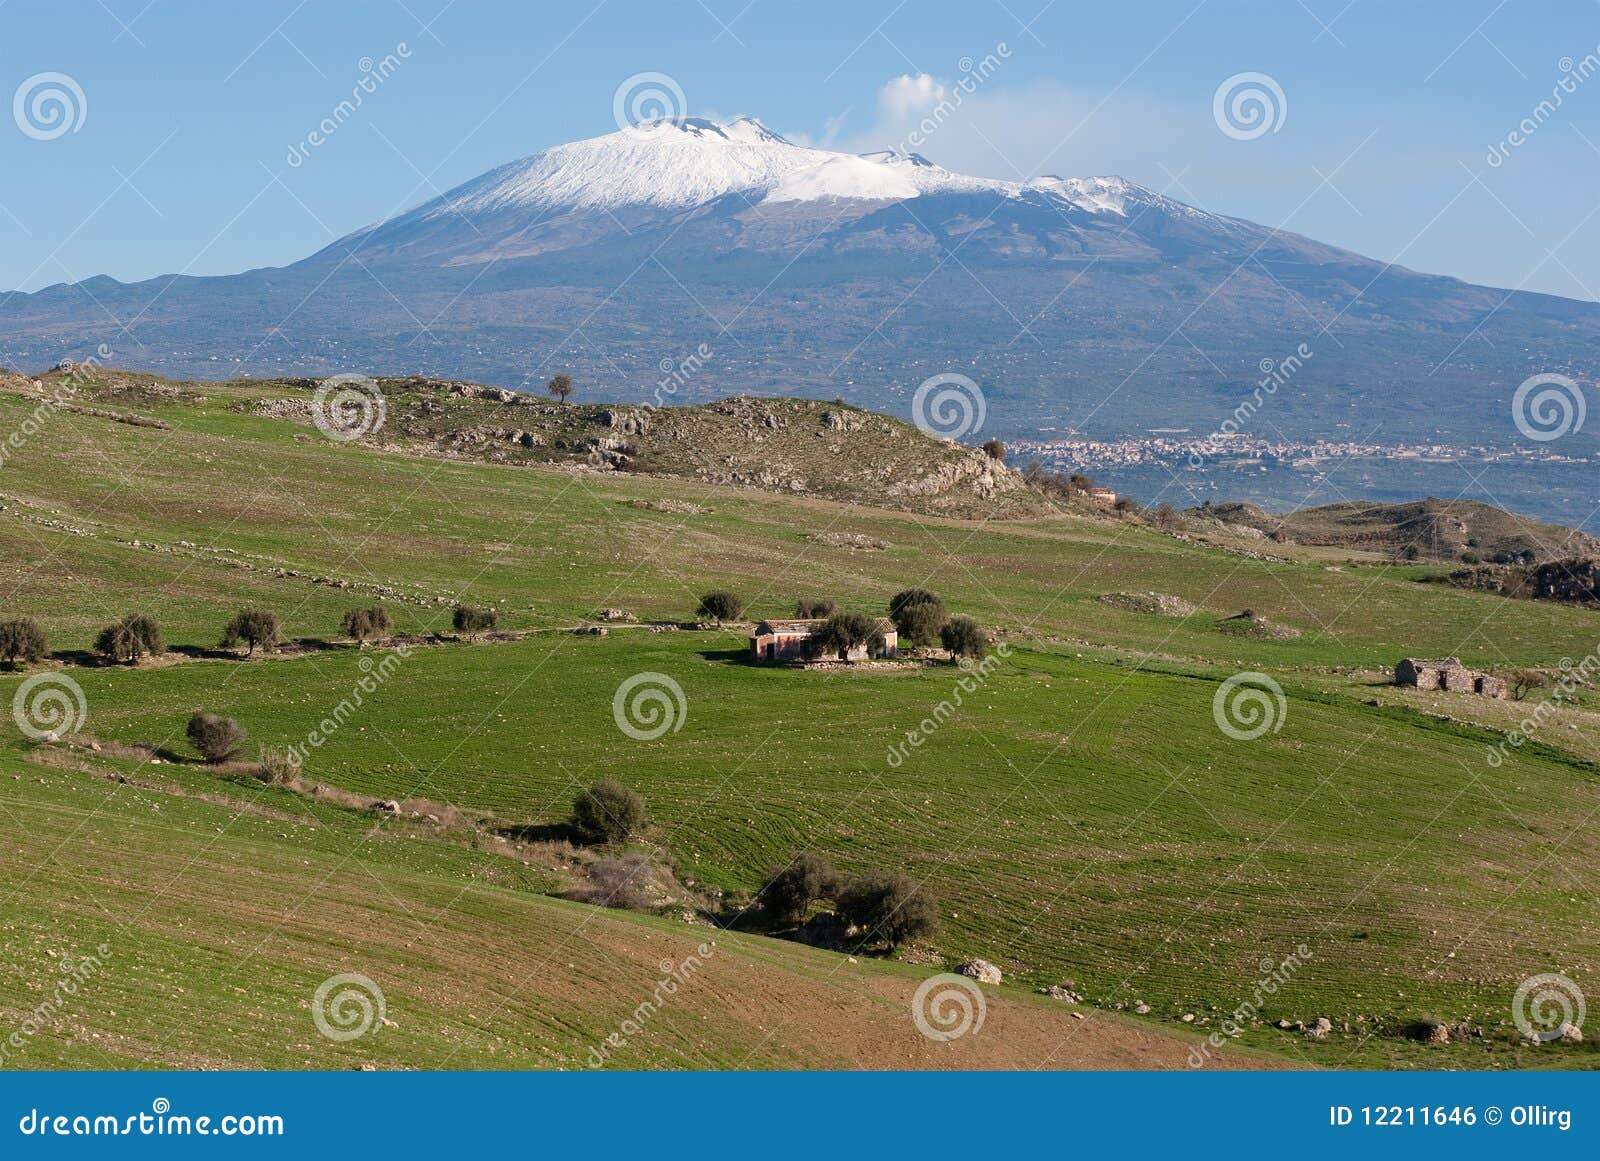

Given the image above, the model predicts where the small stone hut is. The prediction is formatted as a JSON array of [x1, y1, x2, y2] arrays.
[[1394, 657, 1506, 699]]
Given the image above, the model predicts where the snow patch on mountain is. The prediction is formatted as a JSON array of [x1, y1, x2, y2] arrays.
[[412, 115, 1191, 222], [763, 149, 1007, 204]]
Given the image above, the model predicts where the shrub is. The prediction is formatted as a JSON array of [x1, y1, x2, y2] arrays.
[[794, 597, 836, 619], [981, 438, 1005, 461], [220, 608, 280, 656], [0, 618, 47, 667], [94, 614, 163, 664], [256, 747, 300, 787], [452, 604, 498, 634], [835, 871, 941, 949], [342, 606, 394, 644], [889, 588, 947, 645], [760, 852, 840, 925], [696, 590, 745, 624], [186, 712, 246, 764], [571, 854, 656, 910], [941, 615, 989, 661], [807, 611, 883, 661], [569, 779, 646, 845]]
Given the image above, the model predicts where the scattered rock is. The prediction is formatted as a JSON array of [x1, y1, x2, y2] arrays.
[[805, 530, 892, 552], [1134, 1001, 1151, 1015], [1304, 1017, 1333, 1039], [1037, 984, 1080, 1002], [955, 959, 1002, 985], [625, 498, 707, 516], [1098, 591, 1197, 617], [374, 799, 401, 814], [1558, 1022, 1584, 1043], [1217, 611, 1301, 641]]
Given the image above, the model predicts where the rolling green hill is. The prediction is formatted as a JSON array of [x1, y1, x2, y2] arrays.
[[0, 370, 1595, 1070]]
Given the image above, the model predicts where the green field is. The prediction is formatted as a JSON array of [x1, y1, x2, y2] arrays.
[[0, 375, 1596, 1070]]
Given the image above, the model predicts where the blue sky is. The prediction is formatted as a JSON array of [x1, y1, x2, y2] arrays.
[[2, 0, 1597, 299]]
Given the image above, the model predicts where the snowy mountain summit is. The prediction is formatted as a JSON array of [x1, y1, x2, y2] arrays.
[[414, 115, 1182, 218]]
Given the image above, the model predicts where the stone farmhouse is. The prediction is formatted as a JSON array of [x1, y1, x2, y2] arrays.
[[750, 618, 898, 664], [1394, 657, 1506, 698]]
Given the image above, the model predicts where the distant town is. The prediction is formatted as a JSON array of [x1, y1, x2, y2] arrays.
[[1008, 432, 1596, 473]]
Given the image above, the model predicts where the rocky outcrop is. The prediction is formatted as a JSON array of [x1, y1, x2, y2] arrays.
[[1448, 557, 1600, 606]]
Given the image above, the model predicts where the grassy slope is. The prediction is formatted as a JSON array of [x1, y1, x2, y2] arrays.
[[0, 377, 1596, 1069], [3, 760, 1260, 1070]]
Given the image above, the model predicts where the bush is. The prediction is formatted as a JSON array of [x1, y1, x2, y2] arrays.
[[696, 590, 745, 624], [889, 588, 947, 645], [981, 438, 1005, 461], [186, 712, 246, 764], [794, 597, 836, 619], [452, 604, 498, 634], [569, 779, 646, 845], [0, 618, 47, 667], [255, 747, 300, 787], [835, 871, 941, 949], [342, 606, 394, 644], [94, 614, 163, 664], [807, 611, 885, 661], [760, 852, 840, 924], [940, 615, 989, 661], [220, 608, 280, 656], [571, 854, 656, 910]]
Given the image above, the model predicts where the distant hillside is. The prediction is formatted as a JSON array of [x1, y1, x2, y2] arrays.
[[1187, 498, 1599, 563], [15, 368, 1049, 519]]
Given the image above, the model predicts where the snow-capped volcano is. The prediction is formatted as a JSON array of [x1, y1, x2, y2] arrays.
[[341, 113, 1243, 267]]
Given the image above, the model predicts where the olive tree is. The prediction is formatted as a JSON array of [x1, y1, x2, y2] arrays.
[[220, 608, 281, 656]]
